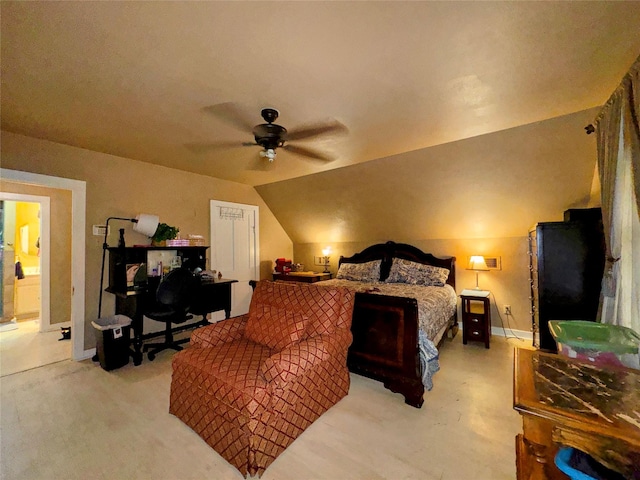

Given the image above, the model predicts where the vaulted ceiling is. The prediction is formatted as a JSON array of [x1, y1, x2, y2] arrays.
[[2, 1, 639, 186]]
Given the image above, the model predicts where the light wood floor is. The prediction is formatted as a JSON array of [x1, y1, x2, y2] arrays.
[[0, 319, 71, 377], [0, 333, 527, 480]]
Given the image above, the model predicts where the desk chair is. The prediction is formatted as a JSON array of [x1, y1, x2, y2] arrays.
[[143, 268, 196, 361]]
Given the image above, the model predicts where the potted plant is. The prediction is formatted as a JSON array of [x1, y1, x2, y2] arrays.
[[151, 223, 179, 246]]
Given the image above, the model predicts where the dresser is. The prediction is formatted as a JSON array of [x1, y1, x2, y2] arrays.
[[514, 348, 640, 479], [528, 209, 605, 351]]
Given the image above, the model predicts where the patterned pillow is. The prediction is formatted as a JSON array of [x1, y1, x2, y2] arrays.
[[336, 260, 382, 282], [385, 258, 450, 286], [244, 304, 309, 352]]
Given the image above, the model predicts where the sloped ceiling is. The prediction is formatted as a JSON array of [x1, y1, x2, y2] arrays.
[[256, 108, 599, 244], [1, 1, 639, 186]]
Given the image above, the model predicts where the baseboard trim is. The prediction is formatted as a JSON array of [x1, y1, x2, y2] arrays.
[[491, 326, 533, 341], [77, 348, 96, 361], [43, 321, 72, 333]]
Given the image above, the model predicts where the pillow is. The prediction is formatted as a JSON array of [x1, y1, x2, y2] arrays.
[[244, 304, 309, 351], [336, 260, 382, 282], [385, 258, 450, 286]]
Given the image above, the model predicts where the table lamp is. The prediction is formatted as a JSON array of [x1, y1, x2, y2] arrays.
[[322, 247, 331, 273], [467, 255, 489, 290]]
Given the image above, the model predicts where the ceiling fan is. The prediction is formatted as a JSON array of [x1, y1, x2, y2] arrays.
[[198, 103, 348, 164]]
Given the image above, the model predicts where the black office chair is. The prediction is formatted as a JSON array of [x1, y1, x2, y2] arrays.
[[143, 268, 196, 361]]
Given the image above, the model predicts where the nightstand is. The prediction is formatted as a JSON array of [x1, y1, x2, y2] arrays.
[[272, 272, 332, 283], [460, 292, 491, 348]]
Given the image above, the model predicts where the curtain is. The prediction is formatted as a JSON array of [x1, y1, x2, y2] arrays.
[[594, 55, 640, 333], [595, 90, 623, 300], [628, 58, 640, 216]]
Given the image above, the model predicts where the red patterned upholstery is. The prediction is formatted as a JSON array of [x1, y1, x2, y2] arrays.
[[169, 280, 355, 477], [245, 305, 309, 351]]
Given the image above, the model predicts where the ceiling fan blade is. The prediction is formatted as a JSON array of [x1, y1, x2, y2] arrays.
[[284, 120, 348, 141], [283, 144, 335, 162], [184, 140, 247, 153], [201, 102, 256, 133]]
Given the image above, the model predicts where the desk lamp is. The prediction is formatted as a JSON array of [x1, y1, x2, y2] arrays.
[[467, 255, 489, 290], [98, 214, 159, 317]]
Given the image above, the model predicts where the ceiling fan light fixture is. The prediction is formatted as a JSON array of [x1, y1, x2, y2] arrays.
[[201, 104, 347, 166], [260, 148, 277, 162]]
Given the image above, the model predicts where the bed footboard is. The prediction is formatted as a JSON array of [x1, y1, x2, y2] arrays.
[[347, 292, 425, 408]]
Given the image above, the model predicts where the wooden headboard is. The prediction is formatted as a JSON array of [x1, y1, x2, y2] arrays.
[[338, 241, 456, 290]]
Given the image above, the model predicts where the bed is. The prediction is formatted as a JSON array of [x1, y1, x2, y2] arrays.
[[319, 241, 457, 408]]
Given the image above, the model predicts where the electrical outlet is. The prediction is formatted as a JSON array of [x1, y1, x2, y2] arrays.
[[503, 305, 511, 315]]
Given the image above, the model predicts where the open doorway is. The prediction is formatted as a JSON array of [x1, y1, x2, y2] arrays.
[[1, 200, 43, 327], [0, 169, 87, 366], [0, 194, 66, 375], [0, 193, 51, 332]]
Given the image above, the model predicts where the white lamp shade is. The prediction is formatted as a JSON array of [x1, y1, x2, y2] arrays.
[[133, 214, 160, 237], [467, 255, 489, 271]]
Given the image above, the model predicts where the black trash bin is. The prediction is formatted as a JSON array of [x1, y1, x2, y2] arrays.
[[92, 315, 132, 371]]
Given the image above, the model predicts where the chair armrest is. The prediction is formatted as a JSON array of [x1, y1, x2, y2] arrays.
[[261, 337, 328, 385], [323, 327, 353, 357], [260, 328, 352, 385], [189, 314, 248, 348]]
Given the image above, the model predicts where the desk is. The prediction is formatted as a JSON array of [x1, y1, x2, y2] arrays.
[[107, 277, 237, 365], [191, 277, 237, 319], [513, 348, 640, 479]]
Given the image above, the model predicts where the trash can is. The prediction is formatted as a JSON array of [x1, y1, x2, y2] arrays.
[[555, 447, 625, 480], [548, 320, 640, 370], [92, 315, 132, 371]]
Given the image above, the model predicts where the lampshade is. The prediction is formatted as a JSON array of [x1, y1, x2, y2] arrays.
[[321, 247, 331, 273], [467, 255, 489, 271], [133, 214, 160, 237]]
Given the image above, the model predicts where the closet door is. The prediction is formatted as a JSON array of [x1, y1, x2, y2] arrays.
[[210, 200, 259, 319]]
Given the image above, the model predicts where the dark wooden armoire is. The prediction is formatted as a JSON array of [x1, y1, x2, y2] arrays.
[[528, 208, 605, 352]]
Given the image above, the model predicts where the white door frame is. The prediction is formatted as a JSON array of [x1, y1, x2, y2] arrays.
[[0, 193, 51, 332], [1, 169, 87, 360]]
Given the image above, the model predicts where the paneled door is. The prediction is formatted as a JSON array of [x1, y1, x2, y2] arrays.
[[209, 200, 259, 320]]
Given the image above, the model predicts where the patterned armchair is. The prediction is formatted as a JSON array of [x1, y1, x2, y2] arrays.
[[169, 280, 355, 477]]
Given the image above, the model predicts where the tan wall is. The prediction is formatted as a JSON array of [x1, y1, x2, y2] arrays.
[[258, 109, 600, 333], [294, 237, 530, 332], [1, 181, 72, 326], [1, 131, 292, 349], [587, 162, 602, 208]]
